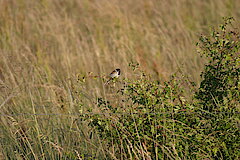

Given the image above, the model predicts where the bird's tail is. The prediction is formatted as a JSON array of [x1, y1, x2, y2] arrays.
[[104, 78, 112, 85], [104, 79, 111, 85]]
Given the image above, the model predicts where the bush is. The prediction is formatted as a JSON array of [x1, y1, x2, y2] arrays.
[[196, 17, 239, 111], [195, 17, 240, 159], [81, 18, 240, 159], [82, 72, 198, 159]]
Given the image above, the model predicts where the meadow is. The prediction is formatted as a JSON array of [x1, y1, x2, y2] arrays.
[[0, 0, 239, 159]]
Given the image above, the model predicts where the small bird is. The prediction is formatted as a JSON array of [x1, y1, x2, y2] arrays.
[[105, 68, 121, 85]]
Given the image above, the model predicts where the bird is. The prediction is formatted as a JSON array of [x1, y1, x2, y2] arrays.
[[105, 68, 121, 85]]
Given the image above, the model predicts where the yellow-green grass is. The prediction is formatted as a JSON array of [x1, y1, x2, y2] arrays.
[[0, 0, 239, 159]]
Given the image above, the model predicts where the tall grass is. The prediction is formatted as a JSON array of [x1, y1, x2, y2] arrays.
[[0, 0, 239, 159]]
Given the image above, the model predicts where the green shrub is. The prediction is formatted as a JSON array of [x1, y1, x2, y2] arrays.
[[81, 18, 240, 159], [196, 17, 239, 111], [195, 17, 240, 159], [82, 72, 198, 159]]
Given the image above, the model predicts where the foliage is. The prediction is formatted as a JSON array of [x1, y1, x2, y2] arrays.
[[83, 72, 197, 159], [195, 17, 240, 159], [196, 17, 240, 111], [82, 18, 240, 159]]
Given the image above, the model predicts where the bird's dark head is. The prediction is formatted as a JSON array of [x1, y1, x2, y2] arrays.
[[116, 68, 121, 75]]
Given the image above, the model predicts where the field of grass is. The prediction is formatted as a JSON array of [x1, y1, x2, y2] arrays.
[[0, 0, 239, 159]]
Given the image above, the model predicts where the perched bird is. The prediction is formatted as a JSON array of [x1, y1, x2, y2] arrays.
[[105, 68, 121, 85]]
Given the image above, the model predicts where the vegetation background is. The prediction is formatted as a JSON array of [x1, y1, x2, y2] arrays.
[[0, 0, 239, 159]]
